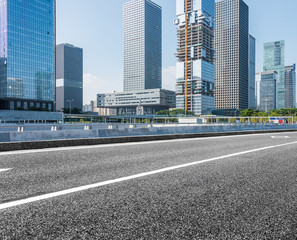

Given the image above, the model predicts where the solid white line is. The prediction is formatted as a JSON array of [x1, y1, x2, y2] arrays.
[[0, 168, 12, 173], [1, 140, 297, 211], [0, 131, 296, 156]]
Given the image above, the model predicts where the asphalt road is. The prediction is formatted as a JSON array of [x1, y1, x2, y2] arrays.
[[0, 132, 297, 239]]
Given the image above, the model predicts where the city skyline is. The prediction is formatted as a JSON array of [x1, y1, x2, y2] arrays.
[[56, 0, 297, 104]]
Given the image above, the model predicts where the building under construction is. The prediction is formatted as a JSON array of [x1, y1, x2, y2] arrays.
[[174, 0, 215, 115]]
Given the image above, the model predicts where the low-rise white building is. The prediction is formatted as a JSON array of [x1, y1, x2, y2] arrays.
[[97, 89, 176, 115]]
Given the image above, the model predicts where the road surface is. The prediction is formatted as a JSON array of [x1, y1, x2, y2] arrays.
[[0, 132, 297, 239]]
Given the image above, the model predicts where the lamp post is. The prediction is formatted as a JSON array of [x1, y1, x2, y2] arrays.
[[66, 99, 74, 114]]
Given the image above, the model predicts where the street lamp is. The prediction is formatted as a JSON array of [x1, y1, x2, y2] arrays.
[[66, 99, 74, 114]]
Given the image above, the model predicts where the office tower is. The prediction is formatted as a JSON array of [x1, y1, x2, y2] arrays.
[[256, 71, 277, 112], [123, 0, 162, 92], [248, 35, 256, 109], [214, 0, 249, 113], [284, 64, 296, 108], [56, 44, 83, 112], [174, 0, 215, 115], [0, 0, 56, 111], [263, 41, 285, 109], [98, 0, 175, 116]]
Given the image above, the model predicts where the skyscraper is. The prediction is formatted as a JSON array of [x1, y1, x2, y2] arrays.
[[256, 71, 277, 112], [123, 0, 162, 92], [214, 0, 249, 113], [263, 41, 285, 109], [0, 0, 56, 111], [248, 35, 256, 109], [175, 0, 215, 115], [56, 44, 83, 112], [284, 64, 296, 108], [97, 0, 175, 115]]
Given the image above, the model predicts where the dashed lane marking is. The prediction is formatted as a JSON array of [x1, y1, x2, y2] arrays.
[[271, 136, 290, 139], [0, 168, 12, 173]]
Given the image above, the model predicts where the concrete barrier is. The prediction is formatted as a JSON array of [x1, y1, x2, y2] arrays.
[[0, 127, 297, 151], [1, 123, 297, 143], [0, 128, 297, 152]]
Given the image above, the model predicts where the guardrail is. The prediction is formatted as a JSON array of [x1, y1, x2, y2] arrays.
[[0, 122, 297, 143], [0, 122, 295, 133]]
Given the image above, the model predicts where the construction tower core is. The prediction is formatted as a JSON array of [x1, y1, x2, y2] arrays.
[[174, 0, 215, 115]]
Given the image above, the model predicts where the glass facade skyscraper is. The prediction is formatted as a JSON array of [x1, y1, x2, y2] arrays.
[[97, 0, 175, 116], [174, 0, 215, 115], [248, 35, 256, 109], [56, 44, 83, 112], [263, 41, 285, 109], [256, 71, 277, 112], [214, 0, 249, 112], [123, 0, 162, 92], [284, 64, 296, 109], [0, 0, 56, 111]]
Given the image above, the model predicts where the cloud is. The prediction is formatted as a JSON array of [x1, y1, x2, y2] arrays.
[[83, 73, 121, 104], [162, 65, 176, 91]]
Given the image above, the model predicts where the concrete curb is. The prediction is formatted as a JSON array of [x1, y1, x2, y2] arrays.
[[0, 129, 297, 152]]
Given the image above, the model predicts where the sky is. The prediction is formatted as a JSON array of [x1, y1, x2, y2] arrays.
[[56, 0, 297, 104]]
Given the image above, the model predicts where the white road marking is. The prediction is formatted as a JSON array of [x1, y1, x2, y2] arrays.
[[0, 140, 297, 211], [0, 131, 296, 156], [0, 168, 12, 173], [271, 136, 290, 139]]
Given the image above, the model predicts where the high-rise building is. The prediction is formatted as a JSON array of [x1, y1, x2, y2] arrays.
[[97, 0, 175, 116], [174, 0, 215, 115], [256, 71, 277, 112], [214, 0, 249, 112], [56, 44, 83, 112], [248, 35, 256, 109], [284, 64, 296, 108], [0, 0, 56, 111], [263, 40, 285, 109], [123, 0, 162, 92]]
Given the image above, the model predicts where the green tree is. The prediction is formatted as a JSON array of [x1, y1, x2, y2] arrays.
[[156, 109, 195, 116], [155, 110, 170, 116], [229, 118, 236, 123], [240, 108, 253, 117]]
